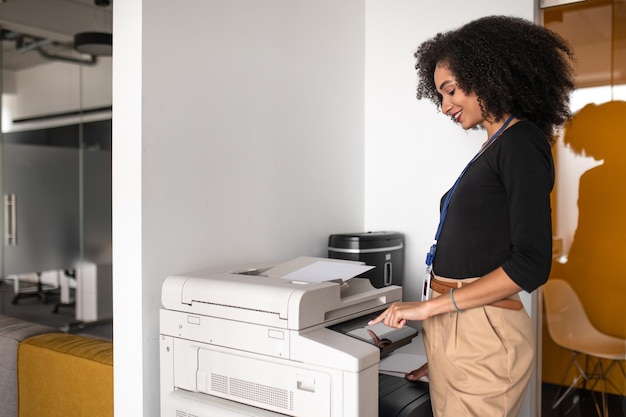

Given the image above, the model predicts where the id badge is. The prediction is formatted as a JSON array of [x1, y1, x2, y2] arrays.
[[422, 244, 436, 301], [421, 265, 432, 302]]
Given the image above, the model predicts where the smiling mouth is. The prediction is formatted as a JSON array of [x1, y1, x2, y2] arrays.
[[452, 111, 462, 123]]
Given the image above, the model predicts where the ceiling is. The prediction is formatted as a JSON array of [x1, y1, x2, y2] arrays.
[[544, 0, 626, 87], [0, 0, 622, 81], [0, 0, 112, 71]]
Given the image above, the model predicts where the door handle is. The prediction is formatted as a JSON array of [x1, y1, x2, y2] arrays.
[[4, 193, 17, 246]]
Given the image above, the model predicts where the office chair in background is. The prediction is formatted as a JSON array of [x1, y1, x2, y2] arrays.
[[542, 278, 626, 417]]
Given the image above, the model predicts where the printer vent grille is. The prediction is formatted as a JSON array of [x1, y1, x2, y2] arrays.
[[210, 374, 229, 394], [175, 412, 199, 417], [211, 373, 293, 411]]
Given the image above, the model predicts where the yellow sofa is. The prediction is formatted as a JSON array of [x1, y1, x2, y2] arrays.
[[18, 332, 113, 417], [0, 315, 62, 417]]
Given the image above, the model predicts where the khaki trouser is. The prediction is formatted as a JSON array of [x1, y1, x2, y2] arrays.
[[422, 276, 534, 417]]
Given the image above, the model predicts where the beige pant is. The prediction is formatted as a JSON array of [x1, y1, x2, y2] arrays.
[[422, 276, 534, 417]]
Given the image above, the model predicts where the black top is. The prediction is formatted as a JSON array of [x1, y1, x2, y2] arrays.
[[432, 121, 554, 293]]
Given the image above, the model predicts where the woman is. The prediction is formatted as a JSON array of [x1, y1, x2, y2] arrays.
[[368, 15, 575, 416]]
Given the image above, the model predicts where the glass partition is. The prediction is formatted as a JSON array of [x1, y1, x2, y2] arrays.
[[541, 0, 626, 414], [0, 30, 112, 330]]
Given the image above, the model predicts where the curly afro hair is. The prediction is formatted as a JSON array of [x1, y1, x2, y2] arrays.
[[415, 15, 576, 143]]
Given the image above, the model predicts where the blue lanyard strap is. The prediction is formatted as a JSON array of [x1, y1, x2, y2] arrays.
[[425, 115, 516, 266]]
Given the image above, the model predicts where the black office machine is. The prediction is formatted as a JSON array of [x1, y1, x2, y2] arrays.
[[329, 231, 405, 288]]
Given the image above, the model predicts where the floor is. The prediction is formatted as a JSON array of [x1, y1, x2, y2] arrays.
[[542, 382, 625, 417], [0, 277, 113, 340], [1, 279, 624, 416]]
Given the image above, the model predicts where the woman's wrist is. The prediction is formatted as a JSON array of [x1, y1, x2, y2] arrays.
[[449, 288, 464, 314], [423, 294, 452, 318]]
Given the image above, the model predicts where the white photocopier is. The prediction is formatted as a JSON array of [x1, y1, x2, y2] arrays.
[[160, 257, 431, 417]]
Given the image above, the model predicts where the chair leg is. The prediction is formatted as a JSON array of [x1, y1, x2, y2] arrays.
[[552, 351, 588, 410], [598, 361, 607, 417], [585, 358, 625, 417]]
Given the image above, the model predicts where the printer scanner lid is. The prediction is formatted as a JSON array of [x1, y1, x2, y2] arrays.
[[161, 257, 401, 330]]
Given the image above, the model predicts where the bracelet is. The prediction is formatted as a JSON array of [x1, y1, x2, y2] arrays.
[[450, 288, 463, 314]]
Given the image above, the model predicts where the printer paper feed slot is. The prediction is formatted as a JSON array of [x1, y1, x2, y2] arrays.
[[323, 297, 389, 322], [263, 256, 374, 283], [165, 390, 291, 417]]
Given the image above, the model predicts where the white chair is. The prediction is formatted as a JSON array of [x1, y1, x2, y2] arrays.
[[542, 278, 626, 417]]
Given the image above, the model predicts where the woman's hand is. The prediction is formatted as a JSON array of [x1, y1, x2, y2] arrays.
[[405, 363, 429, 382], [369, 268, 524, 328], [367, 301, 433, 328]]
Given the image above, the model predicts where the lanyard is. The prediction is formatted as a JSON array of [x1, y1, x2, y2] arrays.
[[421, 115, 515, 300], [426, 114, 515, 265]]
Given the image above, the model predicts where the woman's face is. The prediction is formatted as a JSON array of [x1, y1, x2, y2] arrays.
[[434, 64, 484, 131]]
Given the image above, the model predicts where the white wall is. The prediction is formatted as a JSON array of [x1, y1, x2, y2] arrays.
[[114, 1, 366, 415], [364, 2, 538, 416], [114, 1, 539, 416]]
